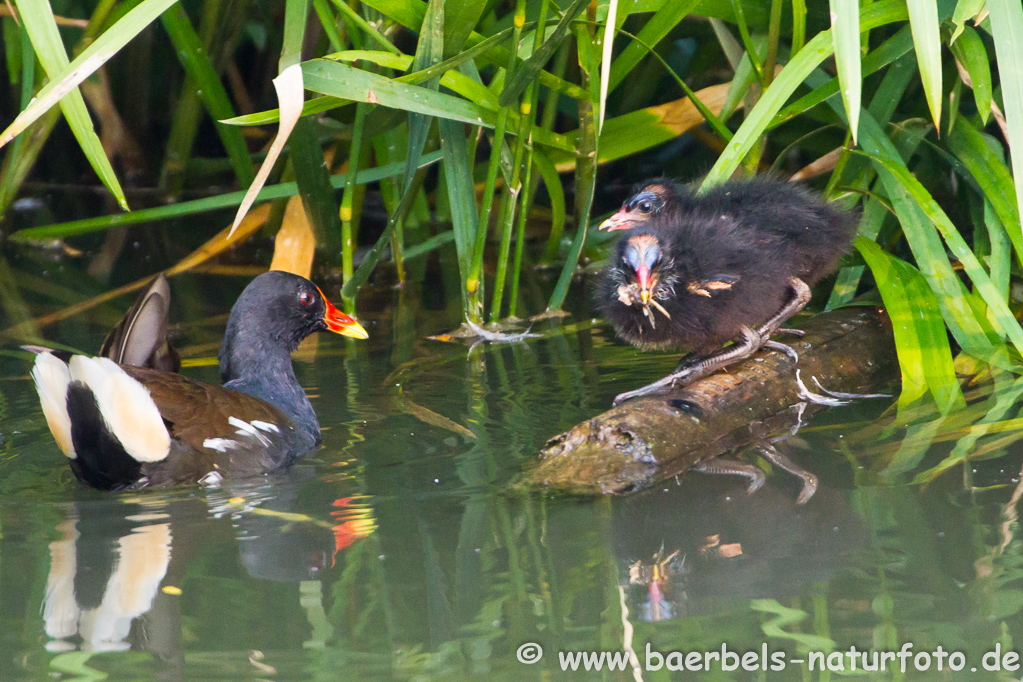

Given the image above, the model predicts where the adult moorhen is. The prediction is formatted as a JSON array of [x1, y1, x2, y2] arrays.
[[31, 271, 368, 490], [597, 177, 856, 404]]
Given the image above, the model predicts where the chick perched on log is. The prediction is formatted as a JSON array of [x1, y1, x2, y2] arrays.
[[597, 177, 857, 405]]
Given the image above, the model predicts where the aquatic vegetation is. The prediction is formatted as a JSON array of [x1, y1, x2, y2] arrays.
[[0, 0, 1021, 414]]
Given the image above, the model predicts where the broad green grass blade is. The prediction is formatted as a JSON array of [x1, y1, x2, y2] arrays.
[[720, 47, 759, 121], [982, 200, 1011, 332], [987, 0, 1023, 242], [9, 152, 444, 242], [701, 0, 909, 189], [859, 179, 1005, 371], [498, 0, 589, 107], [535, 150, 567, 263], [289, 117, 340, 247], [280, 0, 309, 70], [857, 239, 964, 413], [598, 0, 619, 133], [403, 0, 444, 192], [951, 0, 985, 42], [361, 0, 588, 101], [830, 0, 861, 142], [438, 119, 478, 281], [161, 6, 254, 186], [306, 58, 581, 150], [608, 0, 699, 92], [8, 0, 182, 209], [852, 115, 1004, 368], [303, 60, 492, 127], [327, 48, 497, 102], [1, 0, 178, 152], [950, 25, 992, 124], [773, 25, 913, 128], [946, 118, 1022, 264], [443, 0, 487, 57], [867, 150, 1023, 356], [906, 0, 942, 130]]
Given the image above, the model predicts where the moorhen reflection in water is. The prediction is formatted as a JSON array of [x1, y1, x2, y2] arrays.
[[30, 271, 368, 490], [42, 474, 359, 668], [597, 177, 856, 404], [610, 473, 865, 623]]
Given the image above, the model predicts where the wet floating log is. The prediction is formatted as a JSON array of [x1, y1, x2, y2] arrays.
[[523, 306, 898, 495]]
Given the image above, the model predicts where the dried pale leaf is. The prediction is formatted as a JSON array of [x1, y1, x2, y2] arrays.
[[700, 534, 720, 553], [229, 64, 305, 236], [554, 84, 732, 173], [991, 99, 1010, 141], [647, 84, 731, 135], [718, 543, 743, 558], [168, 203, 271, 275], [399, 393, 477, 439], [790, 146, 843, 181], [270, 196, 316, 278]]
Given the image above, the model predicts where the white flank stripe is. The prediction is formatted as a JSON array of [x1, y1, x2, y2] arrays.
[[68, 356, 171, 463], [202, 438, 238, 453], [250, 420, 279, 434], [229, 417, 271, 446], [31, 353, 76, 459]]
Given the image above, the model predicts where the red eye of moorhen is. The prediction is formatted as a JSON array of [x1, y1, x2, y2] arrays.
[[299, 291, 314, 306]]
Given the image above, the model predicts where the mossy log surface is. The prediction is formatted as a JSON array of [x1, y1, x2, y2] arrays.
[[524, 306, 898, 495]]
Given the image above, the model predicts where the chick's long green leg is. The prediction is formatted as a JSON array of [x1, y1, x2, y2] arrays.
[[612, 278, 812, 406], [752, 277, 812, 364], [665, 279, 810, 377], [613, 326, 763, 405], [757, 277, 811, 339]]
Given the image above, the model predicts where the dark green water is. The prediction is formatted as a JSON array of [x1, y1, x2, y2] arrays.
[[2, 250, 1023, 681]]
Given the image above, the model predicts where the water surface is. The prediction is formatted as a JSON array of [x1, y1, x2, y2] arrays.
[[1, 249, 1023, 681]]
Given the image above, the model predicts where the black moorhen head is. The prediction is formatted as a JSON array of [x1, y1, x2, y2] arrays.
[[31, 271, 368, 490], [598, 177, 857, 404]]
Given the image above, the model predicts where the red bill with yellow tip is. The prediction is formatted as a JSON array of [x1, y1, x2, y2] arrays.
[[317, 286, 369, 339]]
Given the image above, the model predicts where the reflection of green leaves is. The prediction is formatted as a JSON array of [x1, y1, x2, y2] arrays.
[[913, 374, 1023, 483], [752, 600, 835, 654]]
